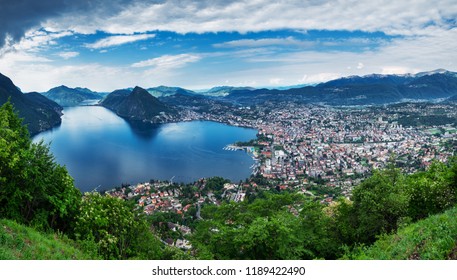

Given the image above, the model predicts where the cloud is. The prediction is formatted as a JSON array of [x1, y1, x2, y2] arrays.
[[2, 1, 456, 58], [58, 51, 79, 59], [131, 54, 201, 69], [299, 73, 343, 84], [43, 0, 457, 37], [0, 0, 131, 48], [380, 66, 413, 75], [8, 30, 73, 53], [269, 78, 282, 85], [85, 33, 155, 49], [213, 37, 314, 48], [1, 1, 456, 92]]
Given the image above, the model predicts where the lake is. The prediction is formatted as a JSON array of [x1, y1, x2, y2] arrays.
[[32, 106, 257, 192]]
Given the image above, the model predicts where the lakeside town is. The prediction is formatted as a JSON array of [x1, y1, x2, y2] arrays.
[[105, 100, 457, 249], [177, 101, 457, 193]]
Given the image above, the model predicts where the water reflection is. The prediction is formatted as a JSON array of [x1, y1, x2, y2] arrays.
[[125, 120, 162, 139], [33, 106, 257, 192]]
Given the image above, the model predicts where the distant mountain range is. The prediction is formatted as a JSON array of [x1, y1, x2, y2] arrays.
[[100, 86, 178, 123], [38, 69, 457, 107], [0, 73, 62, 135], [2, 69, 457, 134], [221, 69, 457, 105], [41, 86, 104, 106]]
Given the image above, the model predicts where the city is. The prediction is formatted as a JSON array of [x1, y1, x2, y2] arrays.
[[105, 100, 457, 249]]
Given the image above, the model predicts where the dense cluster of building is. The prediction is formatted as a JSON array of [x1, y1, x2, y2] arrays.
[[229, 103, 454, 194]]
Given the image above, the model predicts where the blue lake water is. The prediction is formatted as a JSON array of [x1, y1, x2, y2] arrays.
[[32, 106, 257, 192]]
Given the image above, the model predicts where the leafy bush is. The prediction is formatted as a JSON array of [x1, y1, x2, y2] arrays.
[[73, 192, 162, 260]]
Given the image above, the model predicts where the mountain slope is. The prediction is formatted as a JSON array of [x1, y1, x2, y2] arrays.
[[350, 205, 457, 260], [201, 86, 256, 97], [100, 86, 178, 123], [42, 85, 102, 106], [0, 73, 62, 135], [0, 219, 93, 260], [447, 94, 457, 102], [147, 86, 196, 97]]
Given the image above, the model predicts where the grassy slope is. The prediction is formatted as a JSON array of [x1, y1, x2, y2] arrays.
[[0, 219, 92, 260], [352, 205, 457, 260]]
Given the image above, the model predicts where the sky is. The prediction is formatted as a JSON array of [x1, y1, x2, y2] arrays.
[[0, 0, 456, 92]]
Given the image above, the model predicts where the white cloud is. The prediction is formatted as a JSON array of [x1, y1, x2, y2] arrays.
[[299, 73, 343, 84], [43, 0, 457, 37], [85, 33, 155, 49], [357, 62, 364, 69], [131, 54, 201, 69], [381, 66, 416, 75], [269, 78, 282, 85], [0, 51, 51, 65], [213, 37, 314, 48], [12, 30, 73, 52], [58, 51, 79, 59]]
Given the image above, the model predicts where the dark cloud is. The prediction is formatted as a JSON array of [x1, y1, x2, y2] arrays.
[[0, 0, 137, 48]]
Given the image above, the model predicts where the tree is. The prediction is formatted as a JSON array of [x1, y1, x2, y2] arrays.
[[73, 192, 162, 260], [0, 101, 80, 232], [405, 161, 456, 221], [347, 166, 409, 244], [191, 192, 332, 260], [299, 201, 341, 259]]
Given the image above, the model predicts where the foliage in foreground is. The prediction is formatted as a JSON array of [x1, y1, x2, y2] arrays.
[[347, 205, 457, 260], [0, 101, 81, 232], [190, 160, 457, 260], [191, 192, 340, 259], [333, 161, 457, 247], [73, 192, 163, 260]]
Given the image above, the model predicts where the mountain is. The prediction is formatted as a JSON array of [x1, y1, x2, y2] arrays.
[[317, 74, 414, 87], [448, 94, 457, 102], [147, 86, 196, 98], [0, 73, 62, 135], [200, 86, 256, 97], [414, 68, 457, 77], [223, 69, 457, 106], [100, 86, 178, 123], [399, 73, 457, 100], [159, 92, 235, 115], [42, 85, 103, 106]]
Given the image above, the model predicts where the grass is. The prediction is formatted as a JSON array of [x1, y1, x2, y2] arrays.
[[0, 219, 93, 260], [350, 205, 457, 260]]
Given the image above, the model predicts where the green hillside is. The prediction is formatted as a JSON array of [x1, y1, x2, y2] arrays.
[[349, 205, 457, 260], [0, 219, 93, 260]]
